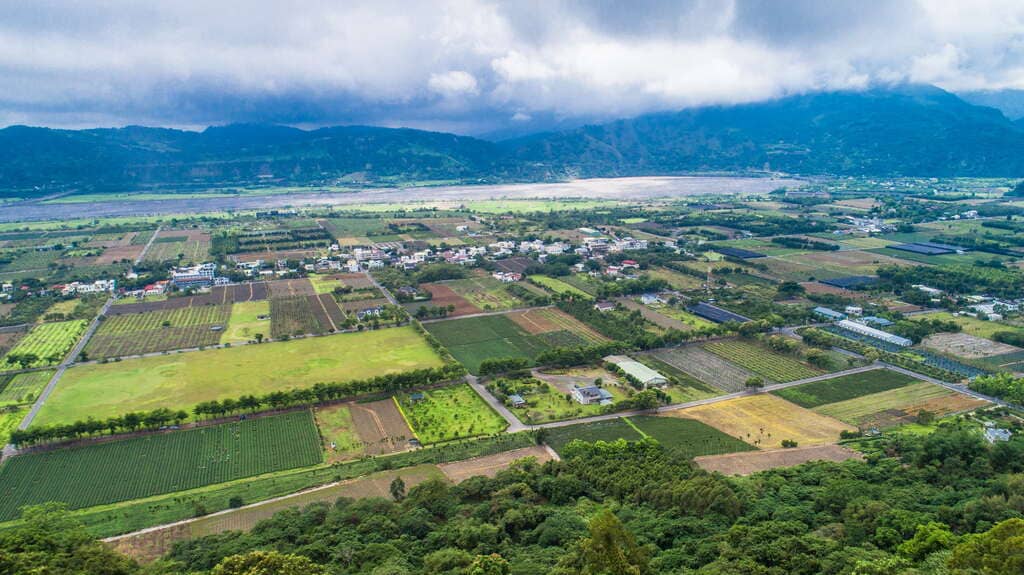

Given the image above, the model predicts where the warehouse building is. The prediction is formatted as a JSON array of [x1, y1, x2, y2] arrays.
[[604, 355, 669, 387], [836, 319, 912, 347]]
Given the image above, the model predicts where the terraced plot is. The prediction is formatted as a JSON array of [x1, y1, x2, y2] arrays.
[[0, 411, 322, 521], [2, 320, 87, 368], [704, 339, 822, 382], [649, 345, 759, 392], [85, 305, 231, 359]]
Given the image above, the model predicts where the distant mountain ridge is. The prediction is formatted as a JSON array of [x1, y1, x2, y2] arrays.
[[1, 84, 1022, 197]]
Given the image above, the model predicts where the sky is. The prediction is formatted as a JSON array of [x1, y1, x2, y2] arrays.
[[2, 0, 1024, 136]]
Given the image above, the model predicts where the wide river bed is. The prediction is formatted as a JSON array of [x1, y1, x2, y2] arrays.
[[0, 175, 804, 223]]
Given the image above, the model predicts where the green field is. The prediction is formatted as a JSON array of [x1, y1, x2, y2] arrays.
[[220, 301, 271, 344], [914, 311, 1024, 340], [0, 370, 54, 407], [397, 384, 507, 444], [445, 276, 523, 311], [773, 369, 918, 408], [814, 382, 961, 425], [530, 275, 593, 298], [0, 407, 27, 445], [34, 326, 444, 426], [630, 416, 757, 458], [0, 410, 322, 521], [308, 274, 343, 295], [544, 419, 644, 453], [313, 404, 364, 462], [85, 305, 232, 358], [425, 314, 552, 374], [2, 320, 87, 368], [97, 306, 229, 335], [704, 339, 822, 382]]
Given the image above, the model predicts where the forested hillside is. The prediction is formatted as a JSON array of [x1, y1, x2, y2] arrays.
[[4, 85, 1024, 197], [2, 424, 1022, 574]]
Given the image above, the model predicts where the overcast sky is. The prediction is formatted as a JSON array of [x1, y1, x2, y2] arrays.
[[2, 0, 1023, 135]]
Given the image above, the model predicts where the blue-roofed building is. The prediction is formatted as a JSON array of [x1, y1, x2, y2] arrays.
[[508, 394, 527, 408], [859, 316, 893, 327], [813, 306, 846, 321]]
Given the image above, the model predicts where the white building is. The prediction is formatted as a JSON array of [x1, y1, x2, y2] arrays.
[[604, 355, 669, 387], [836, 319, 912, 347]]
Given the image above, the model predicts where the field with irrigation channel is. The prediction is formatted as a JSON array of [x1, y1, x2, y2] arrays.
[[773, 369, 919, 408], [2, 320, 87, 368], [0, 410, 322, 521], [33, 326, 444, 426], [703, 339, 822, 382]]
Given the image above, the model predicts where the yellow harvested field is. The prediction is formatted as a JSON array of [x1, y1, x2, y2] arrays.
[[815, 382, 988, 427], [669, 394, 855, 448]]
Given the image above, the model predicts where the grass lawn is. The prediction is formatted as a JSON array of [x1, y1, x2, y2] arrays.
[[220, 301, 271, 344], [425, 314, 551, 374], [35, 326, 444, 426], [313, 404, 364, 463], [544, 419, 644, 453], [813, 382, 977, 426], [396, 384, 507, 444], [659, 306, 716, 329], [0, 407, 27, 444], [510, 381, 627, 424], [529, 275, 593, 299], [445, 276, 523, 311], [773, 368, 918, 408], [41, 299, 80, 319], [308, 274, 343, 295]]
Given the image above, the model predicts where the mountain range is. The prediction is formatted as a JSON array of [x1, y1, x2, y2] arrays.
[[2, 84, 1023, 197]]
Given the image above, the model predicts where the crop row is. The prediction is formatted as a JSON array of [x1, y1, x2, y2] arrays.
[[704, 339, 820, 382], [97, 305, 231, 336], [2, 320, 87, 368]]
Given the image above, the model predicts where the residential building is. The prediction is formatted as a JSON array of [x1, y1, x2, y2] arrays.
[[571, 385, 614, 405], [171, 262, 217, 289]]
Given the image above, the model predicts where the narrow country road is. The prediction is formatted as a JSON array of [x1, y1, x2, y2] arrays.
[[419, 305, 553, 324], [135, 225, 161, 264], [1, 296, 115, 460]]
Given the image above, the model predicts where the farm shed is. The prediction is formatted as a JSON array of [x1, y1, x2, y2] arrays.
[[714, 246, 766, 259], [836, 319, 912, 347], [813, 307, 846, 321], [820, 276, 879, 290], [687, 302, 751, 324], [604, 355, 669, 387], [508, 394, 526, 408]]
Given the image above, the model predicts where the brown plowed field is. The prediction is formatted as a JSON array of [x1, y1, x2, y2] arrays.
[[342, 298, 390, 312], [318, 294, 347, 327], [419, 284, 480, 317], [439, 445, 554, 482], [350, 399, 415, 455], [96, 245, 145, 264], [268, 278, 316, 297], [337, 273, 375, 289], [694, 444, 862, 475]]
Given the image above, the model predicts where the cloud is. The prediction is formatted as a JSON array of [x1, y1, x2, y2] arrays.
[[0, 0, 1023, 133]]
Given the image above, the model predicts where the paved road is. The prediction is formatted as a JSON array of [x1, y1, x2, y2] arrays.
[[135, 225, 161, 264], [420, 305, 554, 324], [365, 271, 398, 306], [465, 374, 528, 432], [1, 296, 115, 460]]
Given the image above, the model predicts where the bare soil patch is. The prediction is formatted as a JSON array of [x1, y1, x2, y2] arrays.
[[695, 444, 863, 475], [337, 273, 375, 289], [617, 298, 692, 331], [96, 245, 145, 264], [439, 445, 554, 482], [419, 284, 480, 317], [350, 399, 415, 455], [268, 278, 316, 297], [922, 332, 1021, 359], [342, 297, 390, 312], [494, 257, 534, 274]]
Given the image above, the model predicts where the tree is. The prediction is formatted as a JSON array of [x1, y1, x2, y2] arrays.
[[212, 551, 328, 575], [576, 509, 650, 575], [745, 376, 765, 390], [390, 476, 406, 501], [254, 333, 264, 344], [468, 554, 511, 575], [948, 518, 1024, 575]]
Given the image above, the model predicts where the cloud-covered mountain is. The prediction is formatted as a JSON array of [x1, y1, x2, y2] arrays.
[[2, 85, 1022, 197]]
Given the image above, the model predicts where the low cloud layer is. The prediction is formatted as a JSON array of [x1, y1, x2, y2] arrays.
[[2, 0, 1023, 134]]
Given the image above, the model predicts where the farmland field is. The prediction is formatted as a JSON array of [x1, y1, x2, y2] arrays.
[[2, 320, 87, 368], [695, 444, 863, 475], [0, 370, 54, 407], [396, 384, 507, 444], [544, 419, 645, 453], [0, 407, 27, 444], [703, 339, 822, 382], [773, 368, 918, 408], [313, 404, 365, 462], [630, 416, 756, 458], [0, 410, 322, 521], [349, 399, 416, 455], [270, 295, 324, 337], [921, 332, 1020, 359], [529, 275, 593, 298], [672, 394, 854, 448], [814, 382, 988, 428], [220, 301, 271, 344], [439, 445, 554, 482], [144, 230, 210, 264], [507, 307, 606, 345], [34, 326, 444, 425], [85, 305, 231, 358], [914, 311, 1024, 340], [649, 345, 759, 392], [444, 276, 524, 311], [646, 266, 703, 290], [425, 313, 553, 374]]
